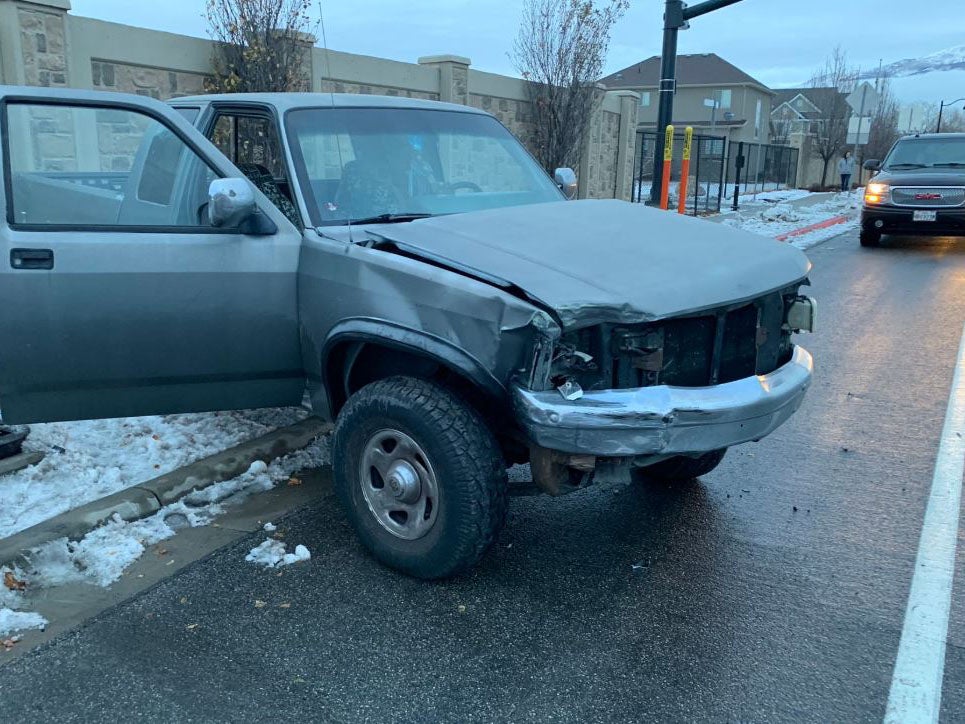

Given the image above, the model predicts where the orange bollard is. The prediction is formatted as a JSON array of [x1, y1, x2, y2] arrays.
[[678, 126, 693, 214], [659, 124, 674, 210]]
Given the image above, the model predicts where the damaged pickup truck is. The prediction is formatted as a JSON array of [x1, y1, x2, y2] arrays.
[[0, 87, 815, 578]]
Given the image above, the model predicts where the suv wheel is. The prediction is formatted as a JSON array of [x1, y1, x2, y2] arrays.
[[859, 229, 881, 247], [332, 376, 508, 579], [633, 448, 728, 484]]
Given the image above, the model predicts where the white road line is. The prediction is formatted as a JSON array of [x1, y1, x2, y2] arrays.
[[885, 323, 965, 723]]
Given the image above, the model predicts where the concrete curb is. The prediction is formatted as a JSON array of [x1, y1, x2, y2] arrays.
[[0, 416, 331, 571], [775, 213, 852, 242]]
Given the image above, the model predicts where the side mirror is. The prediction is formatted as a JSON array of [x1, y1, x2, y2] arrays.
[[554, 167, 578, 200], [208, 178, 256, 228], [863, 159, 881, 171]]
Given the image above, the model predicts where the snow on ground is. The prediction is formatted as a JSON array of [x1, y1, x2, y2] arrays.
[[722, 191, 860, 250], [0, 408, 331, 636], [245, 538, 311, 568], [0, 407, 308, 540]]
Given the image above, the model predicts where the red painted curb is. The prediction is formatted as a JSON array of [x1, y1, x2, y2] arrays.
[[775, 214, 851, 242]]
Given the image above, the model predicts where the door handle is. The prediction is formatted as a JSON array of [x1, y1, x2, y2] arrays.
[[10, 248, 53, 270]]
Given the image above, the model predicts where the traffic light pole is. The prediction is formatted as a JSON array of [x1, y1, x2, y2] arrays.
[[648, 0, 746, 206]]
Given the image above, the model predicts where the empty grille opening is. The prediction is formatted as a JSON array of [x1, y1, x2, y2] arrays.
[[718, 304, 759, 383], [661, 317, 716, 386]]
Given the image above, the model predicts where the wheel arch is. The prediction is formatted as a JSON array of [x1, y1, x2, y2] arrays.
[[321, 318, 507, 418]]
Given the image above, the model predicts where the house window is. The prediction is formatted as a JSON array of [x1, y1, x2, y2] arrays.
[[639, 91, 651, 107], [755, 99, 762, 139], [719, 89, 732, 109]]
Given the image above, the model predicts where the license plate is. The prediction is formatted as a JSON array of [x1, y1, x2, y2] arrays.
[[913, 210, 937, 221]]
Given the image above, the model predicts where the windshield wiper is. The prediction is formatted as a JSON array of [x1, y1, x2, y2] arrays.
[[887, 162, 928, 169], [931, 162, 965, 168], [344, 213, 433, 225]]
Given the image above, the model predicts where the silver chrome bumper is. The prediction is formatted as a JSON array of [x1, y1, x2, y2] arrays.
[[512, 345, 813, 457]]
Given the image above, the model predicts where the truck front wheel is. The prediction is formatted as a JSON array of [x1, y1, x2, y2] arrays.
[[332, 376, 508, 579], [633, 448, 728, 484]]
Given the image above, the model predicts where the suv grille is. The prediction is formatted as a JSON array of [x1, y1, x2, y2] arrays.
[[607, 292, 791, 389], [891, 186, 965, 208]]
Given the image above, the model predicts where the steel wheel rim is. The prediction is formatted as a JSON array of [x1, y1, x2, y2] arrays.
[[359, 428, 440, 540]]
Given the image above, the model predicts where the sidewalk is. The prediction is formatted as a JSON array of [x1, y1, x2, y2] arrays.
[[708, 189, 861, 249]]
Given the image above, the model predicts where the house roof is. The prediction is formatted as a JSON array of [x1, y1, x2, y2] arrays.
[[601, 53, 771, 93], [771, 87, 848, 119]]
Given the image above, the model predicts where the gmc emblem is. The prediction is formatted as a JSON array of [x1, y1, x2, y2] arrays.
[[915, 193, 943, 200]]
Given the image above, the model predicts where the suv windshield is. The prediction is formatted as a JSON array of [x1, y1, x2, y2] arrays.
[[884, 137, 965, 169], [286, 107, 563, 226]]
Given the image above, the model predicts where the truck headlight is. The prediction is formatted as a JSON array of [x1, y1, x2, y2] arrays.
[[785, 295, 816, 333], [865, 183, 889, 205]]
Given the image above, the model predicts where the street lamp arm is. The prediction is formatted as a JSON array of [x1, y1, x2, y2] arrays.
[[683, 0, 745, 20]]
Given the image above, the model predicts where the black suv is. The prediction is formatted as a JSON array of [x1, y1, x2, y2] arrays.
[[861, 133, 965, 247]]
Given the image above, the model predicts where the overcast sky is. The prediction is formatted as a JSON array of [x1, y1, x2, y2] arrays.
[[72, 0, 964, 104]]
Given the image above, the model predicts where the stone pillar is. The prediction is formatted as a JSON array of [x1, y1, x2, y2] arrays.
[[0, 0, 71, 87], [417, 54, 470, 105], [788, 132, 812, 189], [612, 91, 640, 201], [577, 84, 608, 199]]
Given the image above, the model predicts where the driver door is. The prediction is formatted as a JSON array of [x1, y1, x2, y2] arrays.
[[0, 89, 304, 423]]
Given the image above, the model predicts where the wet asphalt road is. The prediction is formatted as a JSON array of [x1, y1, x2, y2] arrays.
[[5, 228, 965, 722]]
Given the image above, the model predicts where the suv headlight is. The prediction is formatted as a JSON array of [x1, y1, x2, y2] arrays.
[[864, 182, 889, 205]]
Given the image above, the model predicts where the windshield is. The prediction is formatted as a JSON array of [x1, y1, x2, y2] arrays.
[[884, 137, 965, 169], [285, 107, 563, 226]]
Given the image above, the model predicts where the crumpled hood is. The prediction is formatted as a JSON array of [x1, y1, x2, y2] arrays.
[[367, 199, 811, 328]]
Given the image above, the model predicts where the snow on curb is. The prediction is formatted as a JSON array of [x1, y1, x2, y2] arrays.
[[0, 417, 330, 636], [722, 192, 860, 249]]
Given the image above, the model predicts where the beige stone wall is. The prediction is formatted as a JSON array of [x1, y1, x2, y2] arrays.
[[467, 94, 537, 151], [17, 6, 68, 87], [90, 60, 208, 100], [318, 79, 438, 101], [0, 0, 638, 200]]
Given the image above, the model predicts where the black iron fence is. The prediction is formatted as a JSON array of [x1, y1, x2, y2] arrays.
[[722, 141, 799, 203], [632, 130, 727, 215], [633, 132, 801, 212]]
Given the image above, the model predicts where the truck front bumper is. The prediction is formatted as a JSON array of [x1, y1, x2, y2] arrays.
[[512, 345, 813, 457]]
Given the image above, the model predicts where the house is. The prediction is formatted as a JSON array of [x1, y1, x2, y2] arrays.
[[770, 86, 853, 188], [770, 87, 849, 144], [600, 53, 774, 146]]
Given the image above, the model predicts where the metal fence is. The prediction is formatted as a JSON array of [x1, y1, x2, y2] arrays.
[[632, 130, 727, 215], [722, 141, 800, 203]]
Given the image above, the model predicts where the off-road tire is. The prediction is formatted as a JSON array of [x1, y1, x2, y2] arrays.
[[633, 448, 728, 484], [859, 229, 881, 247], [332, 376, 508, 579]]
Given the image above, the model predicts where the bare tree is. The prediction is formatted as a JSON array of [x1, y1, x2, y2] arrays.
[[921, 103, 965, 133], [808, 47, 857, 187], [865, 79, 900, 162], [512, 0, 628, 172], [205, 0, 316, 93]]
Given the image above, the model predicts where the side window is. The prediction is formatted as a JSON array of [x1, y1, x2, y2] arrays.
[[208, 111, 300, 226], [210, 113, 286, 178], [4, 102, 218, 228]]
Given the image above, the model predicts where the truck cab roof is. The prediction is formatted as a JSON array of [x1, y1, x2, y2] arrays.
[[168, 92, 490, 116]]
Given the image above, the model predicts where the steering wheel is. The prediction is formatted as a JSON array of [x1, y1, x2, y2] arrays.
[[445, 181, 483, 194]]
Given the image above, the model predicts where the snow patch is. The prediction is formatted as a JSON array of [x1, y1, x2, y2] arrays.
[[0, 407, 311, 540], [0, 608, 46, 637], [0, 435, 329, 635], [0, 580, 47, 637], [245, 538, 311, 568], [723, 191, 859, 248]]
